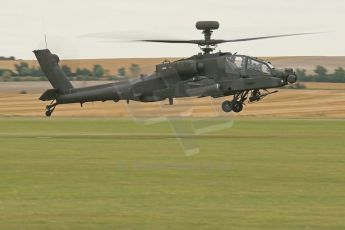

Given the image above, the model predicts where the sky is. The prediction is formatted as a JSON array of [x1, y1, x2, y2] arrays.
[[0, 0, 344, 59]]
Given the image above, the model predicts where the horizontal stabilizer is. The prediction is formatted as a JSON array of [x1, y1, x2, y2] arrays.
[[39, 89, 59, 101]]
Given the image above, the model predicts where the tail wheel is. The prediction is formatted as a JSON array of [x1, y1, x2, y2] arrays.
[[45, 110, 52, 117], [222, 100, 233, 112], [45, 101, 57, 117]]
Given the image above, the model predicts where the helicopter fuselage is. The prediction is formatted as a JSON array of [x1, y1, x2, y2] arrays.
[[34, 19, 314, 116], [57, 52, 294, 103], [35, 49, 297, 116]]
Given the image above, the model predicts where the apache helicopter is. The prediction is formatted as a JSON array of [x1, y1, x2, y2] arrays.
[[34, 21, 307, 117]]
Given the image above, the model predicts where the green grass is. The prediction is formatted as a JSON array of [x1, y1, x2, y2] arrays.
[[0, 118, 344, 229]]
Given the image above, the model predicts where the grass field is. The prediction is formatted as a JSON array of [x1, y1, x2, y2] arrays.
[[0, 118, 344, 229]]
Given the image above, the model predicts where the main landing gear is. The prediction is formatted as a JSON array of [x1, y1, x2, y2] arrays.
[[221, 100, 243, 113], [221, 89, 277, 113], [221, 90, 247, 113], [45, 100, 57, 117]]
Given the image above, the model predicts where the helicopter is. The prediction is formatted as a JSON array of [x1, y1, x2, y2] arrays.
[[34, 21, 307, 117]]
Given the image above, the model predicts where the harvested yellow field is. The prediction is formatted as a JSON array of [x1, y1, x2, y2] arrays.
[[1, 89, 345, 118], [303, 82, 345, 90]]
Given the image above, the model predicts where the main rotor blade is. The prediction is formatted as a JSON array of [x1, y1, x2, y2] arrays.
[[137, 32, 321, 45], [221, 32, 321, 43], [136, 39, 222, 45], [137, 39, 198, 44]]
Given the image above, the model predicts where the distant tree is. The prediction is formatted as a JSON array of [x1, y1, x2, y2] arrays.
[[117, 67, 126, 78], [295, 68, 309, 82], [76, 67, 92, 77], [314, 65, 327, 76], [76, 67, 82, 75], [0, 70, 12, 81], [61, 65, 72, 78], [129, 64, 141, 77], [92, 64, 105, 78], [332, 67, 345, 83], [0, 68, 14, 76], [30, 66, 44, 77], [15, 62, 31, 76], [313, 65, 328, 82]]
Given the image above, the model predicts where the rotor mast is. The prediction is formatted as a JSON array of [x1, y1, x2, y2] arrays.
[[196, 21, 220, 54]]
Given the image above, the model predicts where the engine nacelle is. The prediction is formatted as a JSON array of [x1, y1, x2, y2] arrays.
[[173, 60, 204, 76]]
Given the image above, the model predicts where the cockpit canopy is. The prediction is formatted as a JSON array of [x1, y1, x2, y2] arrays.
[[225, 55, 274, 75]]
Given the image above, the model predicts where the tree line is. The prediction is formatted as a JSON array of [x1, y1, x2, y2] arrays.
[[0, 61, 142, 82], [296, 66, 345, 83], [0, 56, 15, 61]]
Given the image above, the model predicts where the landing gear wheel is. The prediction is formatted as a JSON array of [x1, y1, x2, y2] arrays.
[[45, 110, 52, 117], [222, 100, 233, 113], [232, 101, 243, 113]]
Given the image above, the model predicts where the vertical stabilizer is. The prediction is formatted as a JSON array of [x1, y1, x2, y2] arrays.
[[33, 49, 73, 93]]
